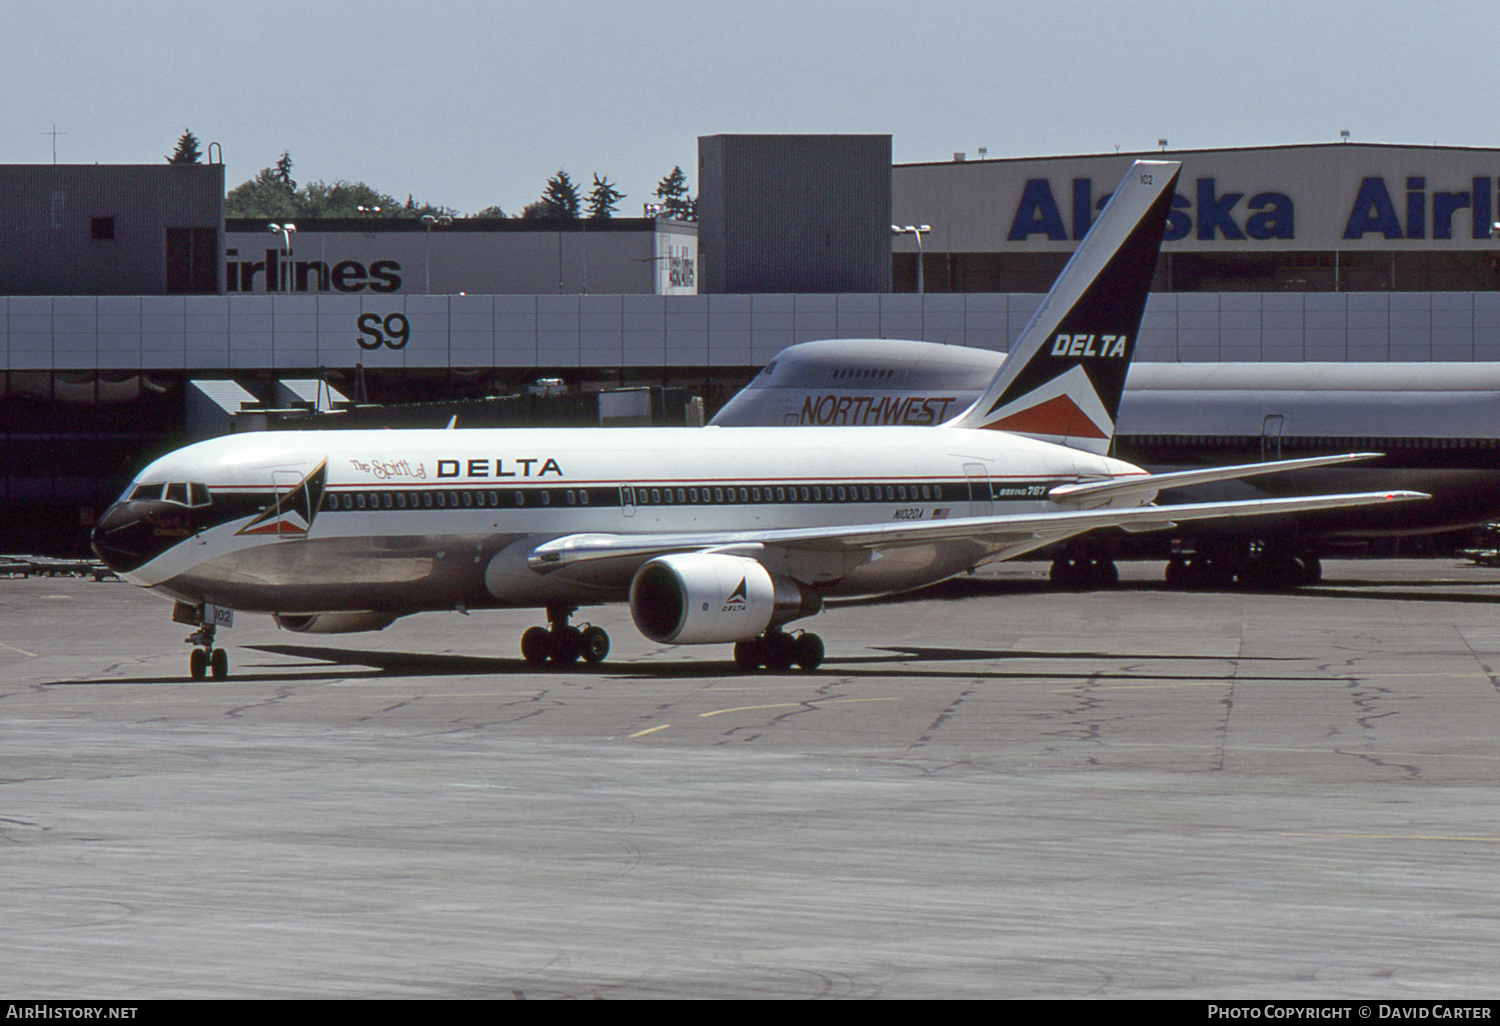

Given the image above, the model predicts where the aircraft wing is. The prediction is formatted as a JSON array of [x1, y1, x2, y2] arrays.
[[526, 489, 1427, 572], [1046, 452, 1382, 506]]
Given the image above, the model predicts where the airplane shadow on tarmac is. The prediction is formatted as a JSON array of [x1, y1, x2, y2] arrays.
[[240, 640, 1321, 687], [45, 637, 1322, 687]]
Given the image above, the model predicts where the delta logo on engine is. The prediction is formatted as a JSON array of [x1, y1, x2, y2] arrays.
[[722, 577, 749, 613]]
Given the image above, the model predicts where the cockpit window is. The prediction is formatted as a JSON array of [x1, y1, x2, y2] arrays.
[[135, 482, 211, 507]]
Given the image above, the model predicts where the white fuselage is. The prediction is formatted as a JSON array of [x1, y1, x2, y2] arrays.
[[104, 424, 1137, 616]]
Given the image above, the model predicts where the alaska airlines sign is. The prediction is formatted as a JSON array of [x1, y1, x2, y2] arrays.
[[225, 247, 402, 293], [1341, 176, 1494, 240], [1005, 175, 1499, 244]]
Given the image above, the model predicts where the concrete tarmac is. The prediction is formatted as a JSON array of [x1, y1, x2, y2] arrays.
[[4, 559, 1500, 999]]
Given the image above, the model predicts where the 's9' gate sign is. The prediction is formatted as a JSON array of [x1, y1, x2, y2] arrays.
[[356, 312, 410, 350]]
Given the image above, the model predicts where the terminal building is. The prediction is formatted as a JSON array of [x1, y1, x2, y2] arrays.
[[4, 139, 1500, 554], [891, 143, 1500, 294], [223, 214, 699, 298]]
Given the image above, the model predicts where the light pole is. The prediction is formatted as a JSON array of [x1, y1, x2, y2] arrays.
[[268, 222, 296, 292], [891, 224, 931, 294]]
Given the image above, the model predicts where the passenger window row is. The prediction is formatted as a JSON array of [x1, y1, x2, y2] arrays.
[[325, 488, 594, 511], [629, 483, 944, 505], [1120, 434, 1500, 450], [323, 481, 958, 513]]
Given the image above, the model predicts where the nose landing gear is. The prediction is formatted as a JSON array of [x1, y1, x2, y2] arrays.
[[185, 626, 228, 679], [174, 601, 229, 679]]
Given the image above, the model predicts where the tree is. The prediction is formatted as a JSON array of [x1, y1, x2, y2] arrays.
[[225, 154, 300, 218], [471, 205, 508, 219], [167, 129, 202, 165], [272, 151, 295, 190], [654, 166, 695, 220], [224, 151, 455, 219], [585, 174, 625, 219], [528, 169, 581, 220], [298, 180, 403, 217]]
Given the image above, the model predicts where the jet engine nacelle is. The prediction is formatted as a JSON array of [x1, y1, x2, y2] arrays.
[[629, 553, 819, 645], [273, 612, 399, 634]]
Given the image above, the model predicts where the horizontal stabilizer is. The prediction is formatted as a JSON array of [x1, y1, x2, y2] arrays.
[[1047, 452, 1383, 506]]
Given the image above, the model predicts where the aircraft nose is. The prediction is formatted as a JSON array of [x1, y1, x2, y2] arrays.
[[91, 498, 189, 574], [91, 500, 144, 573]]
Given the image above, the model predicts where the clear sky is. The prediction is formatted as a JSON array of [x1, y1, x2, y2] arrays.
[[5, 0, 1494, 216]]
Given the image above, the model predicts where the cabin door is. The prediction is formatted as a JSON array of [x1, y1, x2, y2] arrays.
[[272, 469, 309, 538], [1261, 414, 1285, 462], [964, 463, 993, 517]]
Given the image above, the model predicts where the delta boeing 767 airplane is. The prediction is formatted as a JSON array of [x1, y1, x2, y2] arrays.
[[91, 161, 1424, 678]]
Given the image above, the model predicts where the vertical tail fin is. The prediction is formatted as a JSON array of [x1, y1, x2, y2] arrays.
[[947, 160, 1181, 453]]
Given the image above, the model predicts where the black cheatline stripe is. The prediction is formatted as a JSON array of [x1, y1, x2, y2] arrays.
[[317, 478, 1072, 512]]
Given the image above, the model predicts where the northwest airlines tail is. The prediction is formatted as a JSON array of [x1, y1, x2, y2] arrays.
[[948, 160, 1180, 454]]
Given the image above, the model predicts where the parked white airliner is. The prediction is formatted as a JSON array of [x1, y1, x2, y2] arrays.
[[91, 161, 1423, 678]]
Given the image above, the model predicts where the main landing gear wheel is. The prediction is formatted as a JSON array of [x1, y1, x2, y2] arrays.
[[521, 626, 552, 666], [1165, 542, 1322, 591], [521, 607, 610, 667], [1049, 555, 1119, 589], [733, 630, 824, 673], [580, 625, 610, 663]]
